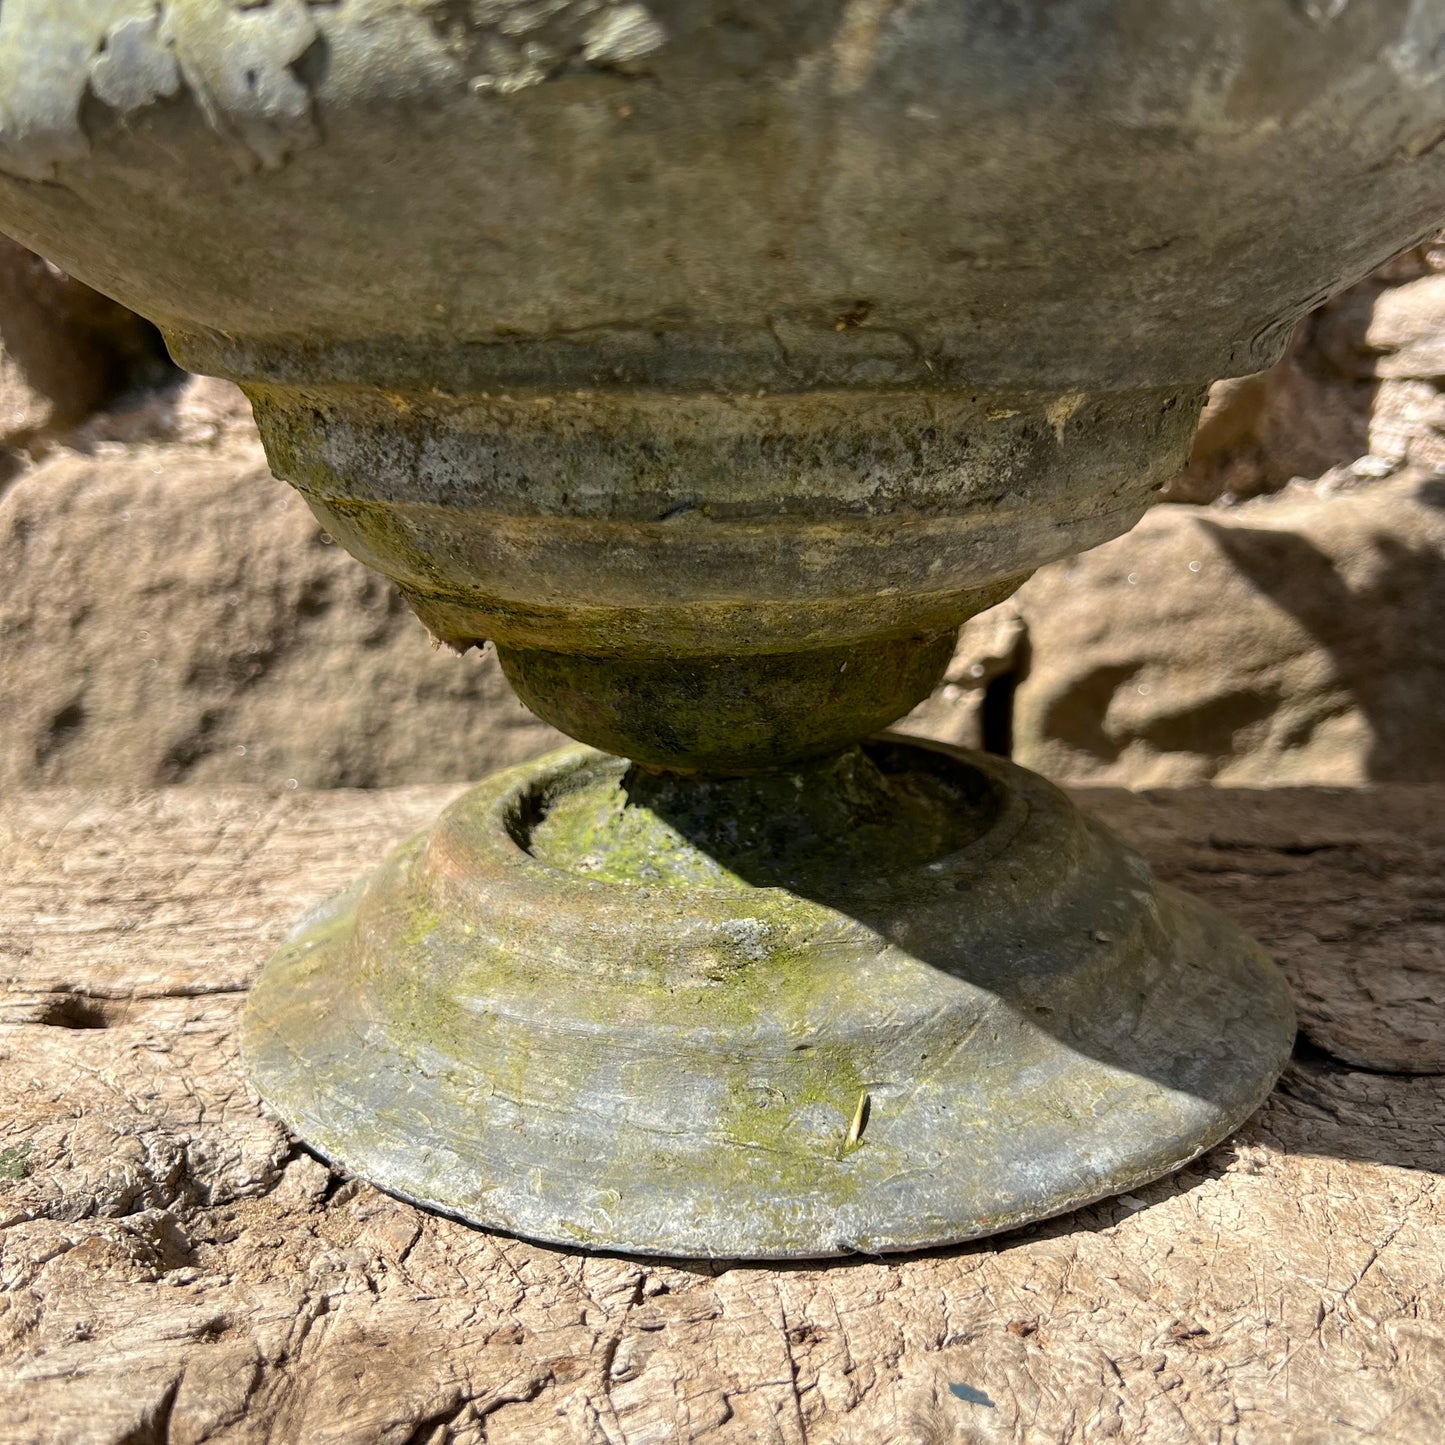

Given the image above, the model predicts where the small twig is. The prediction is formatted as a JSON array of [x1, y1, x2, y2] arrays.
[[845, 1090, 871, 1151]]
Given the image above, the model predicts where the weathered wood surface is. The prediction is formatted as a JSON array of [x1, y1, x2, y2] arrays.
[[1, 783, 1442, 1445]]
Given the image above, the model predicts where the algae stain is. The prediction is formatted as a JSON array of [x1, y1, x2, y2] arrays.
[[720, 1039, 870, 1175], [398, 900, 444, 950]]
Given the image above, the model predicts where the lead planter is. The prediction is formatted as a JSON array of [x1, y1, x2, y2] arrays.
[[2, 0, 1441, 1256]]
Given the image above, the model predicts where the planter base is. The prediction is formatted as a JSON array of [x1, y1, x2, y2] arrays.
[[242, 739, 1294, 1259]]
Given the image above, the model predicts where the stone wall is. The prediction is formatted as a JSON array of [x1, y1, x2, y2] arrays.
[[2, 236, 1443, 789], [902, 473, 1445, 788], [0, 233, 563, 792]]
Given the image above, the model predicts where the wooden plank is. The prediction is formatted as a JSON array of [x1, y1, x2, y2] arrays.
[[1, 783, 1442, 1444], [1082, 786, 1445, 1074]]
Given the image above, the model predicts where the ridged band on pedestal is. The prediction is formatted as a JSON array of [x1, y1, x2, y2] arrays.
[[241, 739, 1295, 1258]]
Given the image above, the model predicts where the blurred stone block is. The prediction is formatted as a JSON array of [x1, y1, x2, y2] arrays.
[[0, 423, 562, 790], [1003, 474, 1445, 787], [0, 235, 168, 457]]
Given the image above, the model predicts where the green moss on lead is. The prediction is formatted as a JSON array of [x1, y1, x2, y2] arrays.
[[397, 900, 444, 950], [721, 1041, 869, 1165], [263, 744, 1007, 1239], [527, 743, 992, 893]]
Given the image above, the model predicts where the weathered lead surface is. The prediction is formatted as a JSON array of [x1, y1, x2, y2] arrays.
[[1, 783, 1441, 1442], [1, 2, 1441, 390], [241, 741, 1295, 1257]]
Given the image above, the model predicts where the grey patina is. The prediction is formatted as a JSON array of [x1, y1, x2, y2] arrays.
[[241, 741, 1294, 1257]]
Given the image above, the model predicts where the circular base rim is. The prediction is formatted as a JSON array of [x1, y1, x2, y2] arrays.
[[241, 741, 1295, 1259]]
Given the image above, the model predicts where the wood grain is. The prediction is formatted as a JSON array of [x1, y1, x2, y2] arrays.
[[2, 783, 1442, 1444]]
